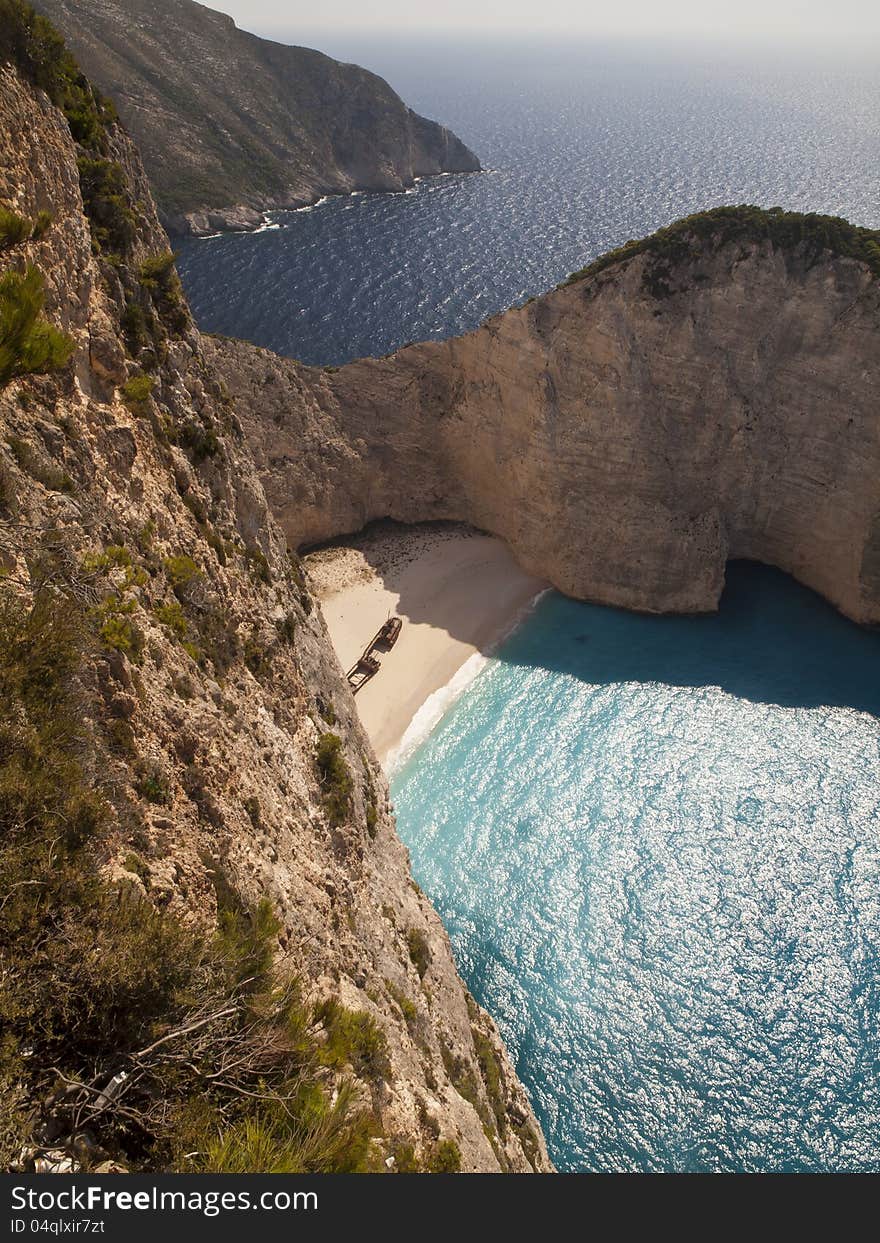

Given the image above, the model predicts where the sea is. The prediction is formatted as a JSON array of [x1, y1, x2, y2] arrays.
[[175, 36, 880, 1171], [390, 565, 880, 1172]]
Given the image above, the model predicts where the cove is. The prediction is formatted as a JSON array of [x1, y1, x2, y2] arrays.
[[390, 562, 880, 1172]]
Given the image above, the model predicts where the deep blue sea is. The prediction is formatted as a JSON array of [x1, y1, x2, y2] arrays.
[[391, 564, 880, 1172], [177, 36, 880, 365], [176, 36, 880, 1170]]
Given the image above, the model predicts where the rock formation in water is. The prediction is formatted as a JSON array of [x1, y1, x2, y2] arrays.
[[0, 7, 545, 1173], [211, 209, 880, 626], [34, 0, 481, 235]]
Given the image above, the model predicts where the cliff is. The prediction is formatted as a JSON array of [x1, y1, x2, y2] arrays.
[[33, 0, 480, 235], [0, 6, 545, 1174], [210, 208, 880, 626]]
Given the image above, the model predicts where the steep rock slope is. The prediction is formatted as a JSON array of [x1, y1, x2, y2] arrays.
[[211, 210, 880, 625], [34, 0, 480, 234], [0, 22, 545, 1173]]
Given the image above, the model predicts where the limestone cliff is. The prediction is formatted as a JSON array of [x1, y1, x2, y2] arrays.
[[210, 209, 880, 626], [0, 14, 545, 1173], [34, 0, 481, 235]]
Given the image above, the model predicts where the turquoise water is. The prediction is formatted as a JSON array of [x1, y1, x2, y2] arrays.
[[390, 563, 880, 1172]]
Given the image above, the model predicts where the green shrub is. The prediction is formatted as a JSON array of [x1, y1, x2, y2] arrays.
[[179, 419, 219, 462], [76, 156, 135, 255], [153, 600, 188, 638], [471, 1024, 507, 1136], [314, 997, 390, 1084], [514, 1120, 541, 1171], [138, 252, 177, 287], [362, 766, 378, 837], [123, 852, 150, 886], [163, 554, 201, 596], [203, 526, 228, 565], [106, 716, 136, 756], [244, 636, 270, 677], [30, 210, 52, 240], [428, 1139, 462, 1173], [386, 980, 418, 1029], [0, 206, 32, 248], [202, 1082, 372, 1174], [94, 593, 144, 660], [0, 207, 52, 248], [98, 609, 143, 660], [440, 1040, 486, 1125], [246, 545, 272, 585], [0, 267, 75, 385], [81, 543, 132, 574], [192, 605, 239, 676], [276, 612, 296, 644], [315, 732, 352, 826], [135, 761, 170, 805], [214, 894, 278, 987], [391, 1141, 421, 1172], [0, 589, 179, 1152], [6, 434, 73, 492], [406, 927, 431, 978], [138, 252, 188, 335], [171, 673, 194, 700], [120, 300, 150, 356], [120, 373, 154, 408]]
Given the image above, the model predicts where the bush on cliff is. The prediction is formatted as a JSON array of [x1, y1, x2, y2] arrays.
[[0, 267, 74, 386], [0, 207, 32, 249], [315, 731, 353, 826], [76, 157, 136, 255]]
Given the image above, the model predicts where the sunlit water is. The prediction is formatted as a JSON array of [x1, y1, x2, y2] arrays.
[[390, 564, 880, 1172], [177, 37, 880, 364]]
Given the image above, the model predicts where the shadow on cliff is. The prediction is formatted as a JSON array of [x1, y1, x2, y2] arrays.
[[360, 527, 880, 718]]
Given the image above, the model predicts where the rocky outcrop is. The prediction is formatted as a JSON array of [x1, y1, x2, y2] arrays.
[[0, 38, 544, 1172], [211, 211, 880, 625], [34, 0, 480, 234]]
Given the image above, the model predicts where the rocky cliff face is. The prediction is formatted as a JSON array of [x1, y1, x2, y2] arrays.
[[211, 212, 880, 625], [34, 0, 481, 235], [0, 32, 545, 1173]]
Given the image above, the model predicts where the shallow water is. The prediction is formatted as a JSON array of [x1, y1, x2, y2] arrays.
[[390, 564, 880, 1172], [177, 37, 880, 365]]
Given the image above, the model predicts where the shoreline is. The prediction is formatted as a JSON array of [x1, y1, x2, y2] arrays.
[[173, 169, 484, 240], [304, 523, 546, 770]]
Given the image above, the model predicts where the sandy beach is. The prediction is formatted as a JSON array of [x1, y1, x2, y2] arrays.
[[304, 523, 546, 769]]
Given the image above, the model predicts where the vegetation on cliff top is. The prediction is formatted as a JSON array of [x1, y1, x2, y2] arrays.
[[562, 205, 880, 291]]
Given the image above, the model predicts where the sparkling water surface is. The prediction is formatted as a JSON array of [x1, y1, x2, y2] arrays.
[[390, 564, 880, 1172], [176, 37, 880, 365]]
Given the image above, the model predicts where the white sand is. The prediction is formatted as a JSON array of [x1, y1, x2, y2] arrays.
[[304, 523, 546, 769]]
